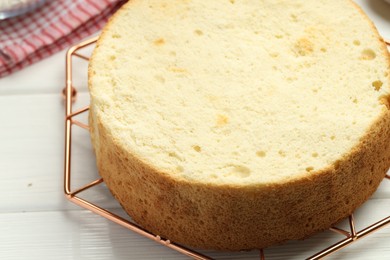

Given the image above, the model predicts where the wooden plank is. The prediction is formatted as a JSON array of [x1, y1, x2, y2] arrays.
[[0, 93, 112, 213], [0, 206, 389, 260]]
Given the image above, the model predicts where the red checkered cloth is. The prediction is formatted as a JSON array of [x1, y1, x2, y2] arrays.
[[0, 0, 126, 78]]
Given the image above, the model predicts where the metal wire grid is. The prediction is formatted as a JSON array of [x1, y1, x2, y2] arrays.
[[63, 36, 390, 260]]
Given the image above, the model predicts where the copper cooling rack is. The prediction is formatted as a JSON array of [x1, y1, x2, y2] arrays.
[[63, 36, 390, 260]]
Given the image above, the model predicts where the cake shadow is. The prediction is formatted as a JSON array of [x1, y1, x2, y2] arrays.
[[62, 206, 370, 259], [367, 0, 390, 22], [197, 229, 346, 259]]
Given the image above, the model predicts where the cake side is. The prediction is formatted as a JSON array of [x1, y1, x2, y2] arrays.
[[89, 106, 390, 250]]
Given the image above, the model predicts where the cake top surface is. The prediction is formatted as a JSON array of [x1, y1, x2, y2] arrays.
[[89, 0, 390, 186]]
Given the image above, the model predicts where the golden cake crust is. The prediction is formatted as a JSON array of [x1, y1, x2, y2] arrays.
[[89, 108, 390, 250]]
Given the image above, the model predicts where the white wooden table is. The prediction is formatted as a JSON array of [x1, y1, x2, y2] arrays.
[[0, 1, 389, 259]]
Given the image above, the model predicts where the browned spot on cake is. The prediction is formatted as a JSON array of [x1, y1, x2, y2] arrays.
[[216, 114, 229, 126], [193, 145, 202, 152], [293, 37, 314, 56], [256, 151, 266, 157], [154, 38, 166, 46], [372, 80, 383, 91], [278, 150, 287, 157], [306, 166, 314, 172], [305, 25, 330, 39], [168, 66, 188, 73], [206, 94, 219, 102], [194, 29, 204, 36], [360, 49, 376, 60], [231, 165, 251, 178], [153, 0, 191, 16], [379, 94, 390, 109], [290, 14, 298, 23]]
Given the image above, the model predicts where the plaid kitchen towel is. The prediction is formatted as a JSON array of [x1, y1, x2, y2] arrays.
[[0, 0, 126, 78]]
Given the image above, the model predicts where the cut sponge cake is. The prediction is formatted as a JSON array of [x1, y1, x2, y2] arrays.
[[88, 0, 390, 250]]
